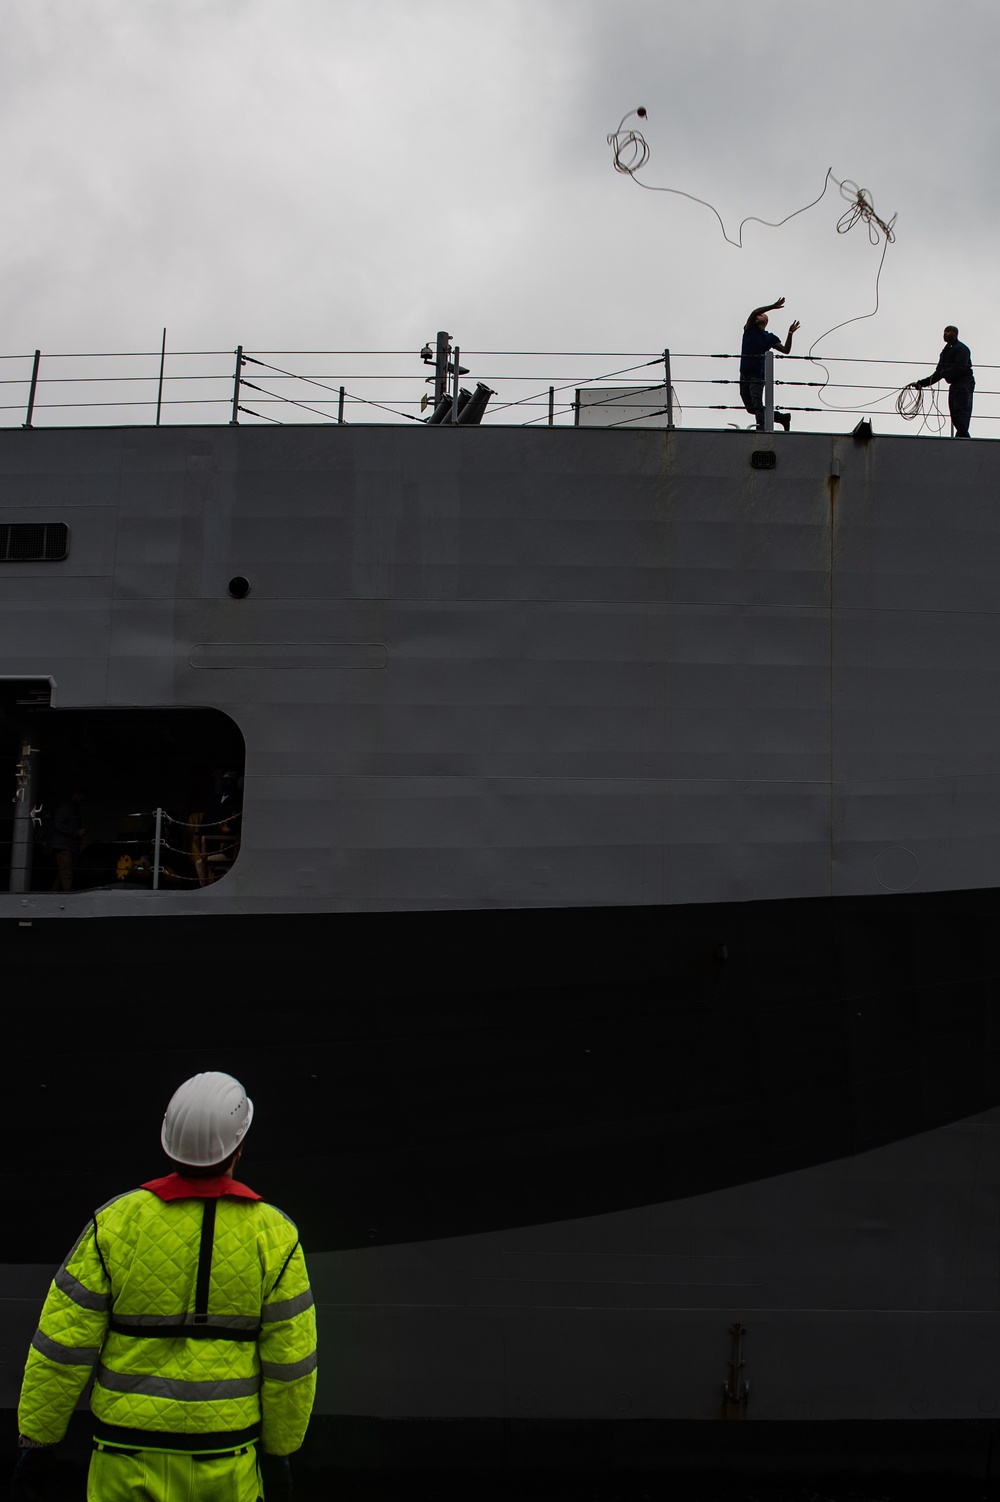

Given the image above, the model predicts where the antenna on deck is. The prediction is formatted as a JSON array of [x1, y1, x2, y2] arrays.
[[419, 330, 493, 425]]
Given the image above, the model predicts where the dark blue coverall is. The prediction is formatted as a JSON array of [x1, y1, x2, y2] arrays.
[[917, 339, 975, 437]]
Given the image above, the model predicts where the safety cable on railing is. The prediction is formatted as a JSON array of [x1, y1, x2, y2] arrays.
[[241, 378, 327, 421], [488, 358, 664, 419], [161, 834, 238, 848], [694, 353, 953, 426], [158, 840, 235, 863], [0, 344, 996, 432], [163, 812, 241, 831], [0, 398, 231, 411], [5, 346, 1000, 370], [705, 368, 934, 395], [605, 404, 672, 430], [548, 377, 685, 431], [26, 349, 233, 359], [0, 351, 980, 376], [243, 356, 420, 423], [0, 808, 244, 889], [4, 404, 235, 418], [238, 404, 281, 424], [522, 409, 577, 427], [706, 351, 1000, 369], [0, 372, 232, 386]]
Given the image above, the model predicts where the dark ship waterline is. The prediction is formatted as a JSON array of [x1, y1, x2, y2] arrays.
[[3, 421, 1000, 1475]]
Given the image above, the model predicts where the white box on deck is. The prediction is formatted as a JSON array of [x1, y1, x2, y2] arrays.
[[574, 384, 678, 427]]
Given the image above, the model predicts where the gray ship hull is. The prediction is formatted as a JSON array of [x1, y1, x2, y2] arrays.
[[2, 422, 999, 1472]]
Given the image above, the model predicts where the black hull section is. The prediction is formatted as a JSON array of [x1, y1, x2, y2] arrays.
[[5, 888, 1000, 1263], [10, 1411, 999, 1489], [298, 1415, 1000, 1486]]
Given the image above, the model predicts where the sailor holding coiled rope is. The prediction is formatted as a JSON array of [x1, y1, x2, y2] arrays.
[[907, 325, 975, 437]]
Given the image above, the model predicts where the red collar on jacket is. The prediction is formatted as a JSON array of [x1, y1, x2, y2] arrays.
[[141, 1173, 262, 1202]]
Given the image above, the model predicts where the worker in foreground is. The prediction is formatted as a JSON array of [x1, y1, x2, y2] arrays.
[[912, 324, 975, 437], [14, 1071, 316, 1501]]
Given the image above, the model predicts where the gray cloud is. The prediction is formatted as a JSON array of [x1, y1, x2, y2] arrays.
[[1, 0, 996, 432]]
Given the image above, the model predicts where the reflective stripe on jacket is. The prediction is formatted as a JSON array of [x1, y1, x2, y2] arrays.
[[17, 1179, 317, 1455]]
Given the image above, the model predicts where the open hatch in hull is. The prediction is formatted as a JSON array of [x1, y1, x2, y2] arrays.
[[1, 685, 245, 894]]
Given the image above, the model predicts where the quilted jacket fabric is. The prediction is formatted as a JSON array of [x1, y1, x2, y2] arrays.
[[17, 1177, 317, 1456]]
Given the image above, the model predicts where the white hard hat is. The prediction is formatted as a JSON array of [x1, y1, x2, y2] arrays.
[[161, 1072, 254, 1167]]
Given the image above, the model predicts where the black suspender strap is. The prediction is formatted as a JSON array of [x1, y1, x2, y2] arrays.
[[193, 1200, 217, 1326], [107, 1320, 259, 1341], [105, 1197, 262, 1341]]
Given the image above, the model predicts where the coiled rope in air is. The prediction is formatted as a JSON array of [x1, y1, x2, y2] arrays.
[[608, 108, 898, 414], [607, 109, 843, 249]]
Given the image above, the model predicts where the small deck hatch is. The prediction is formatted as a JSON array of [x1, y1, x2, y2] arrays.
[[0, 523, 69, 561], [750, 451, 777, 471]]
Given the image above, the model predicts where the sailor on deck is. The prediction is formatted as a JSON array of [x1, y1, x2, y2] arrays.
[[740, 296, 799, 432], [913, 325, 975, 437], [14, 1072, 316, 1502]]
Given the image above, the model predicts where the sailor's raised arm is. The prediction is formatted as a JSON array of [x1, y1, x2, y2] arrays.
[[744, 296, 786, 330]]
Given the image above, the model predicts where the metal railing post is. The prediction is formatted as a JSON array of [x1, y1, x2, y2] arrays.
[[338, 386, 345, 424], [155, 328, 166, 426], [451, 347, 460, 424], [763, 349, 774, 434], [9, 740, 38, 892], [23, 350, 40, 429], [664, 348, 674, 429], [548, 386, 555, 426], [229, 345, 243, 426], [153, 807, 163, 890]]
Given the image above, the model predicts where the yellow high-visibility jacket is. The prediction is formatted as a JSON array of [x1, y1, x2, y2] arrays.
[[17, 1174, 317, 1456]]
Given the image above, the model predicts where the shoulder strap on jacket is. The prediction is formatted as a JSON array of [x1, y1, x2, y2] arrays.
[[193, 1200, 217, 1325]]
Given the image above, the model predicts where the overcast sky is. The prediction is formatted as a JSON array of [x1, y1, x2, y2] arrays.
[[2, 0, 996, 432]]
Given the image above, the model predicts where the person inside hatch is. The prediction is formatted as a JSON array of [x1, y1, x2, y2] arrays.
[[14, 1071, 316, 1502]]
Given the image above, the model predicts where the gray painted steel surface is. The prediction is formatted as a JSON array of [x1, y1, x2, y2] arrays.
[[1, 423, 995, 919]]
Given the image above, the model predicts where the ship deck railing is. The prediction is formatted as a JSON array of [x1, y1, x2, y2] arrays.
[[0, 345, 992, 439]]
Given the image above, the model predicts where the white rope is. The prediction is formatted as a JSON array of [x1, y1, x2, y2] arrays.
[[607, 108, 842, 250], [895, 381, 946, 434], [608, 106, 900, 415]]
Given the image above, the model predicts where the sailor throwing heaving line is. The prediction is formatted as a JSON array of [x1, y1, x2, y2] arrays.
[[740, 296, 799, 431], [14, 1071, 316, 1502]]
